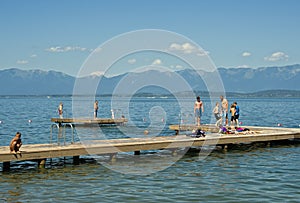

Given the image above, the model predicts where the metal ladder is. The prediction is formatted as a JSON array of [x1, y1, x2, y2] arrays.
[[50, 123, 75, 145]]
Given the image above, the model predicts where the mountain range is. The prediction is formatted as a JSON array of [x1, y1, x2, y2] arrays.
[[0, 64, 299, 96]]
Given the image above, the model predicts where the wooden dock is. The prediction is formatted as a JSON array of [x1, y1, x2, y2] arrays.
[[51, 117, 128, 125], [1, 126, 300, 171]]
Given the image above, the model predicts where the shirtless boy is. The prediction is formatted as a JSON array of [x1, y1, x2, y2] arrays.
[[194, 96, 204, 126], [94, 100, 99, 118], [220, 95, 228, 126], [58, 102, 63, 119], [10, 132, 22, 153]]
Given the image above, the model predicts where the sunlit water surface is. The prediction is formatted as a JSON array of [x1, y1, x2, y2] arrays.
[[0, 96, 299, 202]]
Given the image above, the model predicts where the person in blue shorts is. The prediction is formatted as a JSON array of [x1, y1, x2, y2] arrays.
[[234, 101, 240, 127]]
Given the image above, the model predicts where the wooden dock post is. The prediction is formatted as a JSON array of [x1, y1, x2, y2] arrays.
[[73, 156, 80, 165], [222, 145, 228, 152], [37, 159, 46, 168], [3, 162, 10, 171], [110, 153, 117, 163], [171, 149, 177, 156]]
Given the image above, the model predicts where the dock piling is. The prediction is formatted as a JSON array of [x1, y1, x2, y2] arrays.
[[110, 154, 117, 163], [222, 145, 228, 152], [73, 156, 80, 165], [37, 159, 46, 168], [171, 149, 178, 156], [3, 162, 10, 171]]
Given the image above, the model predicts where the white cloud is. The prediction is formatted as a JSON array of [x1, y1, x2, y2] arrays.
[[169, 42, 208, 55], [16, 60, 28, 64], [242, 52, 251, 57], [152, 59, 162, 65], [45, 46, 88, 53], [169, 42, 195, 54], [197, 51, 210, 56], [30, 54, 37, 58], [45, 46, 62, 52], [169, 64, 185, 71], [90, 71, 104, 76], [128, 58, 136, 64], [237, 65, 250, 68], [176, 65, 183, 69], [264, 52, 289, 62], [92, 47, 102, 52]]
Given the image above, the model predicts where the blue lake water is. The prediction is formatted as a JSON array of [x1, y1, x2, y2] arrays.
[[0, 96, 300, 202]]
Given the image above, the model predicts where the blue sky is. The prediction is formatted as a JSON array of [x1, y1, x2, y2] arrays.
[[1, 0, 299, 76]]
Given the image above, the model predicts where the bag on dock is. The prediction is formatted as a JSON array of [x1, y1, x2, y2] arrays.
[[187, 129, 206, 138]]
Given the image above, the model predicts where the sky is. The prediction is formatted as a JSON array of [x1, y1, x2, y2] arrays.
[[0, 0, 300, 76]]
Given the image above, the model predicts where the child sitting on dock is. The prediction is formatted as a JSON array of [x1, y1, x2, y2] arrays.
[[10, 132, 22, 153]]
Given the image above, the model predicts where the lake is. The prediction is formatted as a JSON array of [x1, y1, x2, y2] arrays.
[[0, 96, 299, 202]]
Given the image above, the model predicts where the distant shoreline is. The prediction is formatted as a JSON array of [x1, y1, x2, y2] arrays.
[[1, 90, 300, 98]]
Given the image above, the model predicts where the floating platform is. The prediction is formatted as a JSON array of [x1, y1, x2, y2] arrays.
[[1, 126, 300, 170], [51, 117, 128, 125]]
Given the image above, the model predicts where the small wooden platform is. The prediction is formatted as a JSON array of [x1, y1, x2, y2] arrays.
[[1, 126, 300, 168], [51, 117, 128, 125]]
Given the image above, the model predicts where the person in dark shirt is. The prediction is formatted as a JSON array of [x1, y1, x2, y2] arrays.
[[234, 101, 240, 127]]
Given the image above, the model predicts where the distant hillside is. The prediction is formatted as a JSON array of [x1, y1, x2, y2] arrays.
[[224, 89, 300, 98], [0, 68, 74, 95], [0, 64, 299, 95], [217, 64, 300, 92]]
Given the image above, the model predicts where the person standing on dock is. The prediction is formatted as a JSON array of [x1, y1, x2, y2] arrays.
[[58, 102, 63, 118], [213, 102, 222, 127], [234, 101, 240, 127], [10, 132, 22, 153], [94, 100, 99, 118], [220, 95, 228, 126], [194, 96, 204, 126], [230, 103, 236, 126]]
